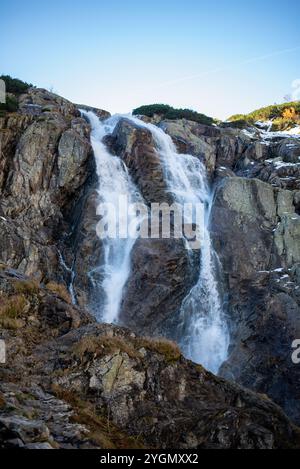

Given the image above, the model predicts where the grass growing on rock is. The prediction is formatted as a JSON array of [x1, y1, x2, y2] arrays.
[[46, 282, 71, 303], [73, 335, 141, 362], [14, 279, 40, 295], [73, 333, 182, 364], [51, 385, 145, 449], [73, 333, 182, 365], [137, 337, 182, 363], [0, 294, 27, 329], [228, 101, 300, 130]]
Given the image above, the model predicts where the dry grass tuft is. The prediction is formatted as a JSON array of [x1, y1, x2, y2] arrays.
[[14, 279, 40, 295], [0, 393, 6, 408], [73, 335, 141, 362], [137, 337, 182, 363], [0, 294, 27, 329], [51, 385, 145, 449], [46, 282, 71, 303]]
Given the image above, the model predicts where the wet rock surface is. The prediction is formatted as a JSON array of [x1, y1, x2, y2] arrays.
[[0, 269, 299, 449], [0, 88, 104, 306], [1, 88, 300, 446]]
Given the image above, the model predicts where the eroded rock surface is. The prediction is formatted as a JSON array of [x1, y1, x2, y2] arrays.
[[0, 88, 110, 306], [0, 269, 299, 449], [1, 88, 300, 443]]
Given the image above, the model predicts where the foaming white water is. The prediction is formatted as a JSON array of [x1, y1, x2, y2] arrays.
[[58, 250, 76, 305], [81, 111, 143, 323], [126, 116, 229, 373]]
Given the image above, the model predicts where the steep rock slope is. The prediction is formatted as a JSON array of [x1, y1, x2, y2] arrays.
[[1, 87, 300, 431], [108, 118, 199, 334], [0, 88, 109, 307], [158, 118, 300, 424], [0, 268, 299, 449]]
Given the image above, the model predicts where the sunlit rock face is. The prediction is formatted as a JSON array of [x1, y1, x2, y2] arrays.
[[0, 86, 300, 444]]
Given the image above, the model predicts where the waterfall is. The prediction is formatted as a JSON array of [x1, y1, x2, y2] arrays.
[[81, 111, 143, 324], [126, 116, 229, 373], [82, 110, 229, 373], [58, 249, 76, 305]]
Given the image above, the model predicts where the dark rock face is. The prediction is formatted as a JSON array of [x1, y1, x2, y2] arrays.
[[111, 118, 170, 204], [158, 119, 250, 176], [0, 88, 108, 306], [75, 104, 111, 121], [142, 117, 300, 425], [156, 118, 300, 425], [210, 176, 300, 424], [109, 118, 199, 335], [0, 269, 299, 449], [1, 88, 300, 445], [119, 237, 198, 335], [211, 177, 278, 279]]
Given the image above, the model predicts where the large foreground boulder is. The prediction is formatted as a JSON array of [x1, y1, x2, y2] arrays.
[[0, 268, 299, 449]]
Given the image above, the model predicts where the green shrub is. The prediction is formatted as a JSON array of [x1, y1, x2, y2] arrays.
[[0, 95, 19, 113], [133, 104, 172, 117], [0, 75, 32, 95], [228, 101, 300, 124], [133, 103, 214, 126], [221, 118, 253, 129]]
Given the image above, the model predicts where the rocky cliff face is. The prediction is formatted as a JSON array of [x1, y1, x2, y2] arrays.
[[0, 88, 110, 308], [0, 87, 300, 447], [161, 118, 300, 424], [0, 268, 299, 449], [108, 118, 199, 334]]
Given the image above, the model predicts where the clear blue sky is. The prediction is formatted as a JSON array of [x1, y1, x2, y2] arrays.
[[1, 0, 300, 119]]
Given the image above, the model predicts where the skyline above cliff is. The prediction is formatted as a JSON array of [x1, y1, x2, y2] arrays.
[[1, 0, 300, 119]]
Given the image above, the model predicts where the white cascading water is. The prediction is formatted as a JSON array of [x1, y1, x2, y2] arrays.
[[81, 110, 228, 373], [81, 111, 143, 324], [126, 116, 229, 373]]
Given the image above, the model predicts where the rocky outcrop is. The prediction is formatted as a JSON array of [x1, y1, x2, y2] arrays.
[[163, 118, 300, 426], [158, 119, 251, 176], [108, 118, 199, 335], [0, 268, 299, 449], [111, 118, 170, 204], [0, 88, 110, 307], [1, 86, 300, 444], [210, 176, 300, 424], [119, 237, 198, 335]]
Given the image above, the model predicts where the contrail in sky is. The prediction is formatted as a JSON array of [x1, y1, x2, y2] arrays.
[[153, 45, 300, 89], [292, 78, 300, 100]]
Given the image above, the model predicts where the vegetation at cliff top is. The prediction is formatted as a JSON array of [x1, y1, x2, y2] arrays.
[[0, 75, 33, 95], [0, 75, 33, 116], [0, 95, 19, 115], [228, 101, 300, 131], [133, 103, 215, 126]]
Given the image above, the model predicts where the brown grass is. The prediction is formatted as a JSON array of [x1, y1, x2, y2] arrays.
[[74, 334, 181, 364], [137, 337, 182, 363], [73, 335, 141, 362], [46, 282, 71, 303], [51, 385, 145, 449], [0, 393, 6, 408], [14, 279, 40, 295], [0, 294, 27, 329]]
